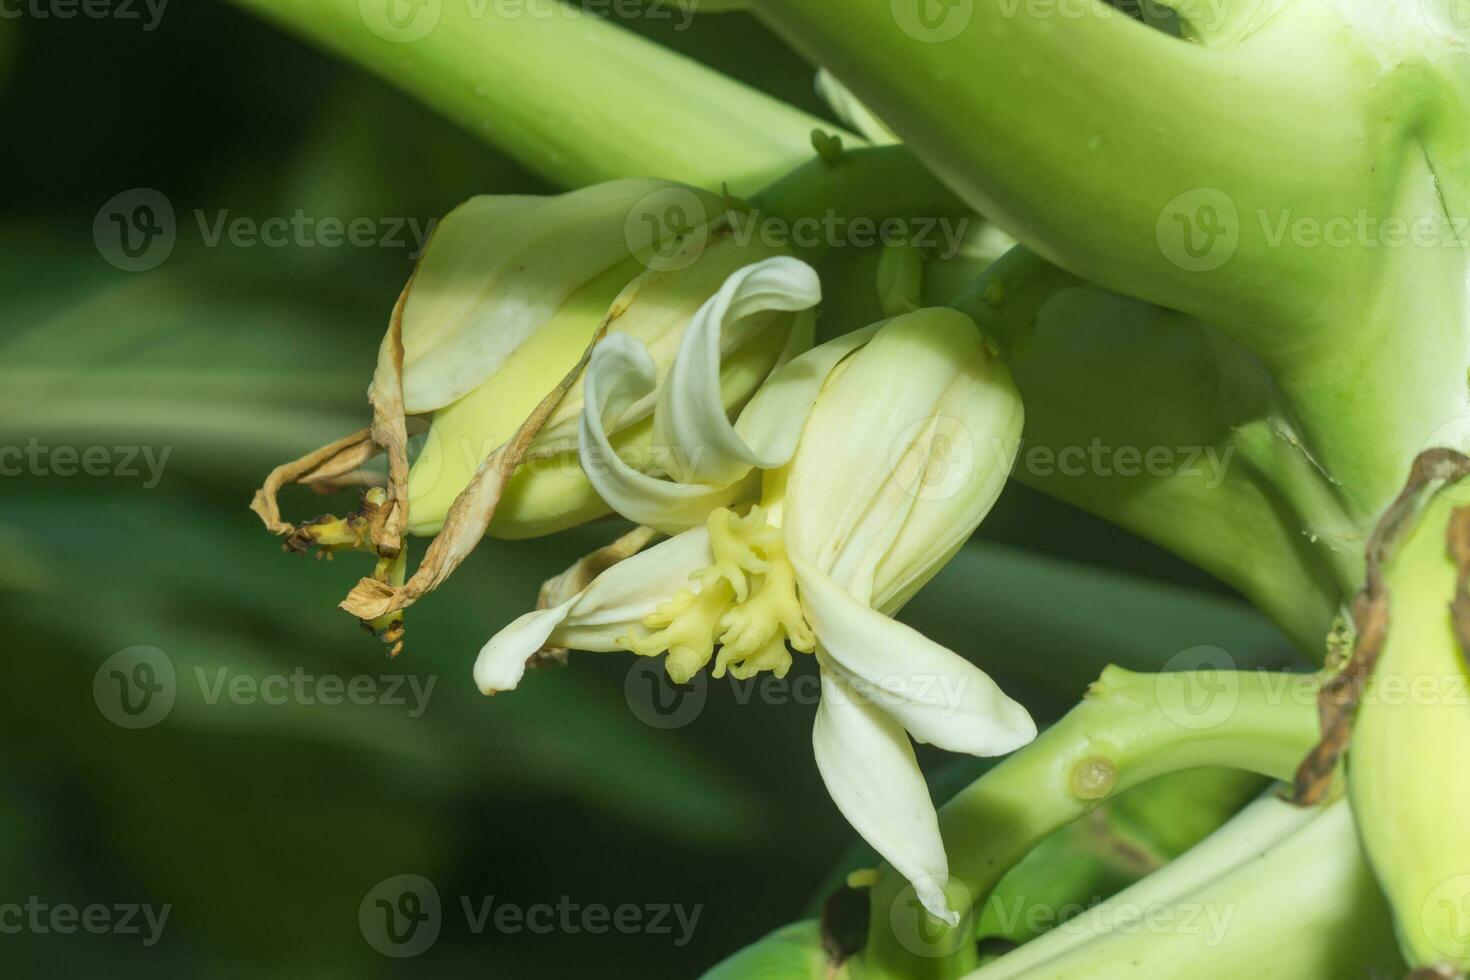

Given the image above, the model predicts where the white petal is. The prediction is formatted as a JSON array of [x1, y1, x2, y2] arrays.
[[578, 333, 752, 533], [580, 320, 871, 535], [652, 257, 822, 485], [731, 322, 878, 465], [473, 526, 712, 693], [812, 667, 958, 926], [474, 599, 580, 695], [796, 554, 1036, 756], [402, 180, 718, 413], [782, 308, 1021, 609]]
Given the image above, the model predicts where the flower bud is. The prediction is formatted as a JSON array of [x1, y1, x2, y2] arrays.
[[780, 306, 1024, 615], [398, 180, 812, 539]]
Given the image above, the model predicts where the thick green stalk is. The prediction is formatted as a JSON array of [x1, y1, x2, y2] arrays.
[[748, 0, 1366, 341], [750, 0, 1470, 525], [855, 665, 1321, 979], [225, 0, 839, 193]]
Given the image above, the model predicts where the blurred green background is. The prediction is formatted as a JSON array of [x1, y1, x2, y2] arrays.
[[0, 4, 1299, 976]]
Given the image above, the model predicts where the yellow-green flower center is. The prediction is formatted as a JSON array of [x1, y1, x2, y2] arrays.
[[618, 507, 815, 683]]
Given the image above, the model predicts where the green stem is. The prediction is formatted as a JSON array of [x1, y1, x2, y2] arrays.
[[746, 0, 1364, 339], [224, 0, 840, 193], [969, 795, 1400, 979], [748, 144, 971, 262], [856, 665, 1320, 979], [749, 0, 1470, 526]]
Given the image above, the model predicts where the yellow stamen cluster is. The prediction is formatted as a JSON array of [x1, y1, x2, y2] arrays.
[[618, 507, 815, 683]]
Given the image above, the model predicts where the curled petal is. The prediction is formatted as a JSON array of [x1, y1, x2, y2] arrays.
[[579, 333, 752, 534], [651, 257, 822, 486], [796, 554, 1036, 756], [812, 667, 958, 926], [473, 526, 712, 693], [578, 258, 853, 534], [401, 180, 717, 413]]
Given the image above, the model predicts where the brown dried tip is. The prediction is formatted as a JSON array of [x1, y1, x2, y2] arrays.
[[338, 280, 644, 625], [1292, 449, 1470, 806], [253, 269, 648, 659], [1448, 507, 1470, 670]]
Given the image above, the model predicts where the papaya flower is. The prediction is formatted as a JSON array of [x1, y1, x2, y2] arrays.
[[476, 273, 1036, 923], [398, 178, 813, 540], [252, 179, 815, 650]]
